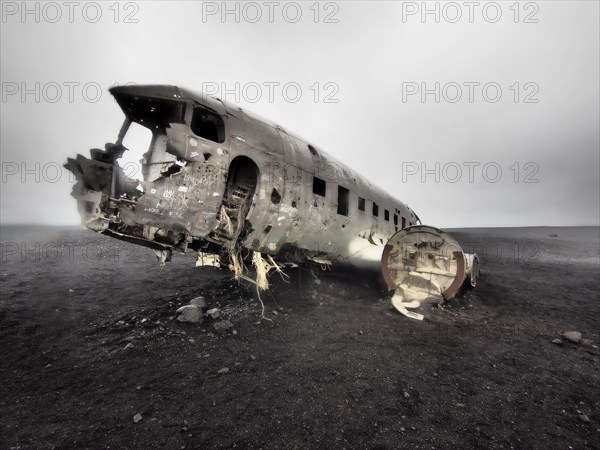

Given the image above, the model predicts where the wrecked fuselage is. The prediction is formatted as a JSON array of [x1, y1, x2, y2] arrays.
[[66, 85, 478, 319]]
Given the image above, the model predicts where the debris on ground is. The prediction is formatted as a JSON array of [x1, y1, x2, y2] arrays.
[[206, 308, 221, 320], [176, 305, 203, 324], [213, 320, 234, 332], [190, 296, 207, 309], [563, 331, 582, 343]]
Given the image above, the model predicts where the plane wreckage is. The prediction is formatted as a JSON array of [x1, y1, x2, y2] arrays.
[[65, 85, 479, 320]]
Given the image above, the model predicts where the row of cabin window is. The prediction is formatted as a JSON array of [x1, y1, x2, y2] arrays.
[[312, 176, 409, 228]]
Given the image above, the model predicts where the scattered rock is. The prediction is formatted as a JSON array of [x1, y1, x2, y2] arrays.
[[548, 233, 558, 238], [123, 343, 134, 350], [213, 320, 234, 332], [218, 367, 230, 374], [579, 414, 590, 423], [563, 331, 582, 343], [552, 338, 563, 345], [232, 330, 238, 335], [581, 338, 593, 346], [403, 392, 410, 398], [250, 355, 257, 360], [456, 403, 465, 407], [206, 308, 221, 320], [133, 413, 143, 423], [176, 305, 202, 324], [190, 296, 207, 309]]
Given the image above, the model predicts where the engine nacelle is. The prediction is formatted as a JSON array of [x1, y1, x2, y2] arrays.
[[381, 225, 479, 320]]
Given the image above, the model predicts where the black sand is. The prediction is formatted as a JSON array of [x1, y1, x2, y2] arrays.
[[1, 225, 598, 449]]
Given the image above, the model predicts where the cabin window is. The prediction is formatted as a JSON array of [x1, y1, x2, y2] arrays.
[[402, 217, 406, 229], [313, 176, 326, 196], [191, 106, 225, 143], [358, 197, 365, 212], [384, 209, 390, 221], [372, 203, 379, 217], [393, 214, 398, 226], [337, 186, 349, 216]]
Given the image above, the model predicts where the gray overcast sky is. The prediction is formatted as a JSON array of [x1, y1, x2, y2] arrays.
[[1, 1, 598, 227]]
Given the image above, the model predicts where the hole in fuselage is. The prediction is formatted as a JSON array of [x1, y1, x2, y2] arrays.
[[271, 189, 281, 204]]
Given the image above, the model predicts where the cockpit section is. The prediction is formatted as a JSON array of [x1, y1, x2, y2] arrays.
[[65, 85, 233, 261]]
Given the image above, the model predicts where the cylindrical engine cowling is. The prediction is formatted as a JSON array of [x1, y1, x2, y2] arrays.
[[381, 225, 479, 308]]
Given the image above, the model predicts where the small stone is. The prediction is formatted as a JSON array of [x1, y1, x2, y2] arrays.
[[190, 296, 207, 309], [136, 385, 141, 390], [133, 413, 143, 423], [403, 392, 410, 398], [563, 331, 582, 343], [581, 338, 593, 346], [456, 403, 465, 407], [232, 330, 238, 335], [400, 427, 405, 432], [124, 343, 134, 350], [213, 320, 234, 332], [552, 338, 563, 345], [579, 414, 590, 423], [250, 355, 257, 360], [117, 320, 125, 325], [176, 305, 202, 324], [206, 308, 221, 320], [218, 367, 230, 374]]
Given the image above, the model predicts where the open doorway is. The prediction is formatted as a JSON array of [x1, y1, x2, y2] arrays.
[[209, 156, 259, 247]]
